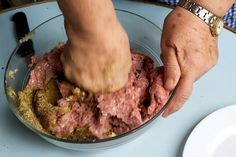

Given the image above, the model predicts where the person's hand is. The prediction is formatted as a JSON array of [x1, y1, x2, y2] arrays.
[[59, 0, 131, 93], [161, 7, 218, 117]]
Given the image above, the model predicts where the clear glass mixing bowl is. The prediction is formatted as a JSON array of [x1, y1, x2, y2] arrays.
[[4, 9, 174, 151]]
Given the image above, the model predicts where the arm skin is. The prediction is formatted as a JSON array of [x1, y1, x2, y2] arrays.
[[57, 0, 132, 93], [57, 0, 118, 35], [162, 0, 235, 117]]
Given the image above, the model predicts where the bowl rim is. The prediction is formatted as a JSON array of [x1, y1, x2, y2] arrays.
[[4, 9, 175, 144]]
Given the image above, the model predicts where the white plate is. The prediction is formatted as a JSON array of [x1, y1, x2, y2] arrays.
[[183, 104, 236, 157]]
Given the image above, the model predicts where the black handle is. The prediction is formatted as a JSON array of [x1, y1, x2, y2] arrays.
[[12, 12, 35, 57], [12, 12, 31, 40]]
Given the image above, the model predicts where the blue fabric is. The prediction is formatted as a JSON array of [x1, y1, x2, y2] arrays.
[[154, 0, 236, 30], [223, 3, 236, 29]]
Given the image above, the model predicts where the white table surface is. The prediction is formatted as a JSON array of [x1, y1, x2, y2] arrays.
[[0, 1, 236, 157]]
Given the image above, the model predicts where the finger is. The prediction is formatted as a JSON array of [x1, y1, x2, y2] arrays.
[[162, 74, 194, 117], [60, 45, 76, 84], [161, 48, 181, 91]]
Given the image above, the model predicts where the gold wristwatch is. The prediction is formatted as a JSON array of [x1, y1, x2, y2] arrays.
[[178, 0, 224, 37]]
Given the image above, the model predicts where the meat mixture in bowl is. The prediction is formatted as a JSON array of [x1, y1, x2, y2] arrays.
[[18, 44, 170, 141]]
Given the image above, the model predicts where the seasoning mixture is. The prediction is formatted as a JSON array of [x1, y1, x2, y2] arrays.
[[18, 44, 170, 141]]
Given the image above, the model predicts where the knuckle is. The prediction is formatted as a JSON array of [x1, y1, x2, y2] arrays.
[[179, 93, 191, 104], [212, 54, 219, 67], [161, 35, 177, 49], [164, 64, 181, 76], [206, 58, 218, 70], [208, 58, 218, 69], [172, 104, 181, 113], [161, 38, 183, 55], [163, 39, 176, 49], [208, 45, 219, 67], [172, 67, 181, 77], [164, 63, 177, 69], [213, 59, 218, 66]]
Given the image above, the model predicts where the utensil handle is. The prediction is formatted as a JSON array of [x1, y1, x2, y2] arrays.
[[12, 12, 31, 40], [12, 12, 35, 57]]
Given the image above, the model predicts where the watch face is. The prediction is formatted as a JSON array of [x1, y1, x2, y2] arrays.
[[215, 19, 224, 36]]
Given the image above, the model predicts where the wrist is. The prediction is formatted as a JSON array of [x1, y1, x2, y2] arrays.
[[58, 0, 118, 33], [177, 0, 226, 37], [192, 0, 234, 16]]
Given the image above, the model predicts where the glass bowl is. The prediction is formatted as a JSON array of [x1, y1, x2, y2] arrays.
[[4, 9, 173, 151]]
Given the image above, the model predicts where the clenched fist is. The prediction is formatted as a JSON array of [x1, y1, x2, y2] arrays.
[[58, 0, 131, 93]]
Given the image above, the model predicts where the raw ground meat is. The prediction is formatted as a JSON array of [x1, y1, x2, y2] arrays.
[[26, 46, 63, 89], [18, 44, 170, 141]]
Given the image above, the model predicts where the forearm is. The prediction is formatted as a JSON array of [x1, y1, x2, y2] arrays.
[[193, 0, 235, 16], [57, 0, 117, 32]]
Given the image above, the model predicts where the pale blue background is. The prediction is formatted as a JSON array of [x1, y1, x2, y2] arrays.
[[0, 1, 236, 157]]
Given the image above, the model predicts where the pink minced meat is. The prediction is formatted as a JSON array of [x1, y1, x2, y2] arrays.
[[26, 46, 63, 89], [57, 81, 74, 98], [148, 68, 169, 116], [26, 47, 170, 140]]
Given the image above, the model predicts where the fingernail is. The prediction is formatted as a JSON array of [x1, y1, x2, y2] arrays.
[[162, 114, 168, 118], [162, 110, 169, 118]]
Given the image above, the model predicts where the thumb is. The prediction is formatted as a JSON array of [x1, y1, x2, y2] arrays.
[[161, 48, 181, 90]]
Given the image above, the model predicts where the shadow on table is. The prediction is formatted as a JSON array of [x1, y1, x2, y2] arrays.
[[2, 108, 104, 156], [176, 124, 196, 157]]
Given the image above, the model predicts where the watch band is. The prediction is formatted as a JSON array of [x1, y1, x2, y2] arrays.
[[178, 0, 216, 27], [178, 0, 224, 37]]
